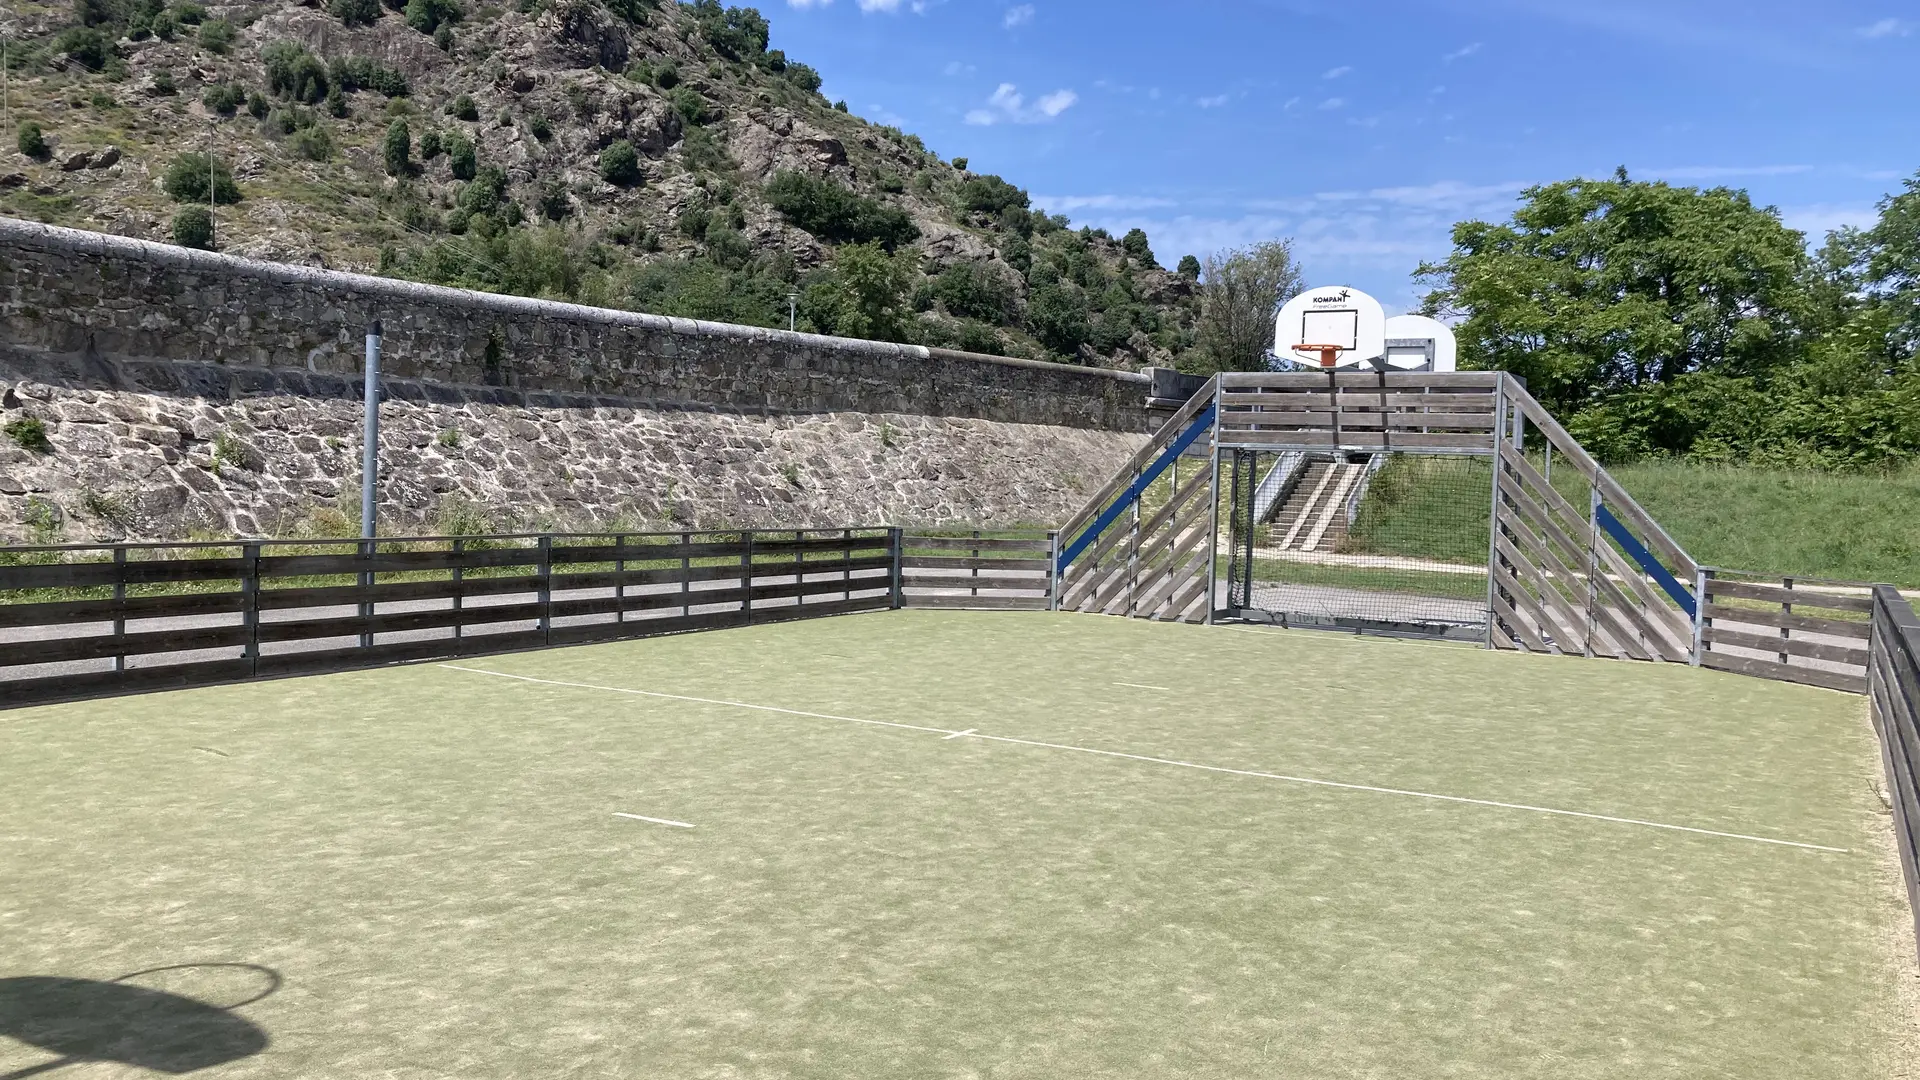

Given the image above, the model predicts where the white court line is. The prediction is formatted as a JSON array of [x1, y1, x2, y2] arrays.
[[944, 729, 978, 740], [441, 664, 1848, 855], [614, 812, 696, 829], [1115, 682, 1172, 692]]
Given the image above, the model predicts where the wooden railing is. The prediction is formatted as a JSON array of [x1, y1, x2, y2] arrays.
[[1699, 570, 1873, 694], [899, 532, 1054, 611], [0, 528, 898, 708], [1870, 586, 1920, 958], [1215, 371, 1503, 453]]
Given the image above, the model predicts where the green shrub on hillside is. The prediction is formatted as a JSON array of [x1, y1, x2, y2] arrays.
[[329, 56, 410, 96], [262, 40, 329, 103], [330, 0, 382, 25], [446, 130, 477, 179], [383, 120, 412, 175], [171, 205, 215, 250], [933, 262, 1016, 325], [17, 121, 50, 161], [763, 170, 918, 251], [598, 140, 641, 186], [201, 81, 246, 115], [162, 153, 241, 204], [196, 17, 233, 52], [404, 0, 462, 34]]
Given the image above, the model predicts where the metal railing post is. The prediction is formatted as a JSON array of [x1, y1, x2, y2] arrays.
[[538, 534, 553, 644], [112, 545, 127, 673], [242, 541, 260, 675], [743, 531, 755, 625], [1048, 529, 1061, 612], [889, 527, 904, 610], [680, 530, 692, 619], [1692, 567, 1711, 666], [614, 532, 626, 625], [451, 537, 465, 652]]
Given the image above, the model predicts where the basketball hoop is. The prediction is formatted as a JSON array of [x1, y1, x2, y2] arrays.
[[1293, 344, 1346, 369]]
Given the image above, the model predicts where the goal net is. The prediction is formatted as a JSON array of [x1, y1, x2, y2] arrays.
[[1223, 449, 1492, 640]]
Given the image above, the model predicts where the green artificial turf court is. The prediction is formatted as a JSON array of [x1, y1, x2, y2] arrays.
[[1, 609, 1911, 1078]]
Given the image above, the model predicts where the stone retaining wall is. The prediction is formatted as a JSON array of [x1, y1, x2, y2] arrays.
[[0, 217, 1151, 431]]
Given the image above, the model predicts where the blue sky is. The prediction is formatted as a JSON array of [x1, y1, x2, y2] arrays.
[[765, 0, 1919, 312]]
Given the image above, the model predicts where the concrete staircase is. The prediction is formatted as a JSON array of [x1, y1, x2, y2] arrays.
[[1269, 460, 1371, 552]]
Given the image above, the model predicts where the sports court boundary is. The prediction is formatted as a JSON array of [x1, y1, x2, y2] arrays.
[[439, 663, 1850, 855]]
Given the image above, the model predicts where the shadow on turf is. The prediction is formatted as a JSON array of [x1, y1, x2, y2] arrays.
[[0, 964, 279, 1078]]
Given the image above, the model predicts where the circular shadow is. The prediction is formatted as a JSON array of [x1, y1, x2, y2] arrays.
[[0, 975, 270, 1074]]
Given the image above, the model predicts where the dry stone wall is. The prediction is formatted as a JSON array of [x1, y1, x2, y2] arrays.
[[0, 380, 1141, 542]]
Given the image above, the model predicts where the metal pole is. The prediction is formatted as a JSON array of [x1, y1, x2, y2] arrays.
[[1691, 567, 1710, 667], [1203, 377, 1222, 624], [361, 322, 382, 541], [787, 292, 797, 332]]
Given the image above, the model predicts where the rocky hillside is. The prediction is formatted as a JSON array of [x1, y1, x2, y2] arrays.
[[0, 0, 1202, 369]]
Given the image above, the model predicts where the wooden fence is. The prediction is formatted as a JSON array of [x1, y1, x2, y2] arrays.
[[1699, 570, 1873, 694], [0, 528, 898, 708], [1215, 370, 1503, 454], [899, 533, 1054, 611], [1870, 586, 1920, 959]]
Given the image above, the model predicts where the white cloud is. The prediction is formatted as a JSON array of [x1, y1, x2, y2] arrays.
[[1317, 97, 1345, 110], [1196, 94, 1230, 108], [1322, 65, 1352, 79], [1442, 42, 1482, 62], [1858, 17, 1911, 37], [1003, 3, 1035, 27], [943, 60, 976, 76], [1781, 203, 1879, 238], [856, 0, 900, 11], [1032, 194, 1180, 212], [1283, 96, 1302, 111], [964, 82, 1078, 125]]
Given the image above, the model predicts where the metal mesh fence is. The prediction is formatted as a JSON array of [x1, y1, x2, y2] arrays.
[[1226, 449, 1491, 640]]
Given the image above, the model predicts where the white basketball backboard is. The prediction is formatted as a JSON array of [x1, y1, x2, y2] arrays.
[[1380, 314, 1458, 372], [1274, 286, 1386, 368]]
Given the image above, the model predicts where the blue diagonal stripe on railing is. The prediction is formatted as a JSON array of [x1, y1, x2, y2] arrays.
[[1058, 404, 1216, 573], [1595, 503, 1695, 617]]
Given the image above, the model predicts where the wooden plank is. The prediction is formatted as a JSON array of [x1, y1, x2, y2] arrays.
[[1489, 580, 1551, 652], [0, 658, 258, 708], [900, 573, 1047, 592], [0, 557, 244, 591], [1704, 579, 1873, 612], [1217, 411, 1499, 432], [900, 536, 1052, 553], [1703, 602, 1872, 640], [255, 634, 487, 677], [257, 574, 539, 610], [752, 596, 894, 623], [1213, 429, 1495, 451], [0, 589, 247, 628], [1703, 625, 1870, 667], [1219, 391, 1496, 410], [902, 593, 1049, 611], [1, 622, 249, 667], [1218, 371, 1501, 389], [899, 556, 1050, 572], [1494, 534, 1584, 652], [1496, 510, 1592, 655], [1701, 651, 1868, 695]]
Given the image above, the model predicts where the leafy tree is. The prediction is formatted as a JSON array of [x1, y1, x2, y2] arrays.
[[171, 205, 214, 249], [537, 181, 571, 221], [764, 170, 918, 250], [448, 93, 479, 121], [687, 0, 769, 60], [329, 56, 410, 96], [1025, 281, 1091, 358], [1418, 169, 1815, 418], [598, 139, 642, 186], [1847, 170, 1920, 361], [383, 119, 412, 176], [16, 121, 50, 161], [933, 261, 1016, 325], [419, 129, 444, 159], [956, 174, 1027, 216], [1176, 254, 1201, 278], [628, 256, 790, 327], [1189, 240, 1303, 373], [290, 125, 334, 161], [161, 152, 241, 204], [1121, 227, 1155, 267], [52, 26, 116, 70], [805, 242, 917, 342]]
